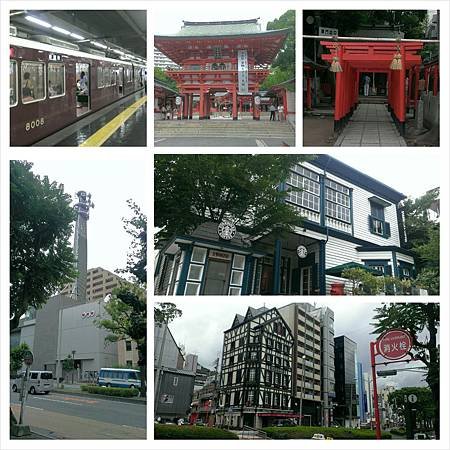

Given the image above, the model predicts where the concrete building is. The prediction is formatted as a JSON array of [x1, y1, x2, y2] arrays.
[[60, 267, 122, 303], [190, 380, 219, 426], [334, 335, 359, 428], [216, 306, 294, 429], [278, 303, 323, 426], [154, 323, 185, 370], [184, 353, 217, 391]]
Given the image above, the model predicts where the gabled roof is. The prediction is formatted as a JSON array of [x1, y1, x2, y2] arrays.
[[245, 306, 269, 321], [232, 314, 245, 327], [177, 18, 261, 37]]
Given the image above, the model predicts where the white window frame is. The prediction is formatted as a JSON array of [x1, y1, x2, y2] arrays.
[[228, 286, 241, 295], [230, 270, 243, 286], [184, 282, 200, 295], [191, 247, 207, 264], [187, 264, 203, 282], [232, 254, 245, 270], [21, 60, 46, 104], [10, 60, 18, 107], [48, 63, 66, 99]]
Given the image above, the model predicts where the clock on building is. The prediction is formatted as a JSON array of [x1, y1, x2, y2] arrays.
[[296, 245, 308, 259], [217, 221, 236, 240]]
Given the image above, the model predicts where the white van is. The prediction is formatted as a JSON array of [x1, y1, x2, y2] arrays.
[[11, 371, 54, 395]]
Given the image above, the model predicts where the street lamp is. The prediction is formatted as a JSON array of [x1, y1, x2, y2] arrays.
[[299, 355, 306, 426], [71, 350, 76, 384]]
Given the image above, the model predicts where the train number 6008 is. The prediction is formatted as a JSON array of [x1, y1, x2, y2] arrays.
[[25, 117, 45, 131]]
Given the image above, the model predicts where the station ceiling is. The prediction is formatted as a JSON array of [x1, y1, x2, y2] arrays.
[[10, 10, 147, 59]]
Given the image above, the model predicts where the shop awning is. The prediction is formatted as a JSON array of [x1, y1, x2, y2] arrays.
[[326, 262, 383, 277]]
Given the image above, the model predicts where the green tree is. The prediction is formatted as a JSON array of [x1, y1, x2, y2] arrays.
[[371, 304, 440, 439], [261, 10, 295, 90], [388, 387, 435, 430], [10, 161, 77, 329], [154, 67, 177, 92], [154, 302, 182, 325], [10, 343, 30, 375], [62, 354, 75, 382], [154, 154, 312, 243], [402, 189, 439, 294]]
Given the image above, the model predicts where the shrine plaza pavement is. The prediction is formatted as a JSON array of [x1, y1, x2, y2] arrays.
[[334, 103, 407, 147]]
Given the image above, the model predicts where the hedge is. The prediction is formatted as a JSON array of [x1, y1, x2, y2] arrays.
[[80, 384, 139, 397], [263, 426, 392, 440], [155, 424, 239, 440], [390, 428, 406, 436]]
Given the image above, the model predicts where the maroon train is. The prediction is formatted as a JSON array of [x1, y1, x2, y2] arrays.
[[10, 36, 146, 146]]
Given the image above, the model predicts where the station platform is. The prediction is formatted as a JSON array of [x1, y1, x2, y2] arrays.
[[34, 90, 147, 147]]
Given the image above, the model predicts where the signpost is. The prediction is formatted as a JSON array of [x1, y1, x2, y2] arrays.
[[370, 329, 413, 439]]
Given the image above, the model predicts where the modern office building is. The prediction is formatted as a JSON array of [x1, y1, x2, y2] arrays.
[[216, 307, 294, 429], [155, 155, 417, 296], [278, 303, 323, 426], [334, 335, 359, 428]]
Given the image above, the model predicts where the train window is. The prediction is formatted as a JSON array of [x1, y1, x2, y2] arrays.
[[10, 60, 18, 106], [97, 66, 104, 88], [48, 63, 65, 98], [21, 61, 45, 104], [111, 68, 116, 86], [104, 67, 111, 87], [126, 68, 131, 82]]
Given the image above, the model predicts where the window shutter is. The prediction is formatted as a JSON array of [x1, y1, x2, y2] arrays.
[[384, 222, 391, 238], [368, 215, 374, 233], [385, 265, 393, 276]]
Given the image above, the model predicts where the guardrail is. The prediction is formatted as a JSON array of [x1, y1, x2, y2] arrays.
[[240, 425, 271, 440]]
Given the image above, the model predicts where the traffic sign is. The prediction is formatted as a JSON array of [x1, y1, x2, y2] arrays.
[[408, 394, 418, 404], [377, 329, 413, 360], [23, 350, 33, 366]]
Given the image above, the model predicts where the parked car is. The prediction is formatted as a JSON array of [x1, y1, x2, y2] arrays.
[[414, 433, 428, 440], [311, 433, 325, 440], [11, 371, 54, 394]]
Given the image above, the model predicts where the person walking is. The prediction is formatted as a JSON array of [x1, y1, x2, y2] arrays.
[[269, 103, 276, 121], [364, 75, 371, 96]]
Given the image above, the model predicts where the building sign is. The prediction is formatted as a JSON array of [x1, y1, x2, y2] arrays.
[[175, 96, 182, 105], [296, 245, 308, 259], [217, 221, 236, 241], [209, 250, 232, 261], [81, 311, 95, 318], [254, 95, 261, 105], [377, 329, 413, 360], [161, 394, 174, 403], [237, 50, 249, 95], [319, 27, 338, 37]]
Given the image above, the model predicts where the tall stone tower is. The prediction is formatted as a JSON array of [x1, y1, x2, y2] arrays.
[[72, 191, 94, 302]]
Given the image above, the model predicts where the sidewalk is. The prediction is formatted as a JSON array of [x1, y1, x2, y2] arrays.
[[334, 103, 406, 147]]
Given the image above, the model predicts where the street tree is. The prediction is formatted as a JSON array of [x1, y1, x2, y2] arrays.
[[154, 154, 311, 243], [10, 343, 30, 376], [388, 387, 435, 430], [62, 355, 75, 383], [155, 302, 182, 325], [371, 303, 440, 438], [96, 201, 147, 396], [155, 67, 177, 92], [10, 161, 77, 329], [402, 189, 439, 294], [262, 10, 295, 89]]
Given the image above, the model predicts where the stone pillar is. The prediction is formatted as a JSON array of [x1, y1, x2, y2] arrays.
[[232, 88, 238, 120], [189, 94, 193, 119]]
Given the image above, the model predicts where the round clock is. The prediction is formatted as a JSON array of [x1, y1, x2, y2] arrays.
[[296, 245, 308, 259], [217, 221, 236, 240]]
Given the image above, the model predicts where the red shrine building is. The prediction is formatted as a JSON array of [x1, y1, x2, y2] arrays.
[[155, 19, 289, 120]]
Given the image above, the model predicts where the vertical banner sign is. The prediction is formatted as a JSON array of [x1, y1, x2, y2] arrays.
[[237, 50, 249, 95]]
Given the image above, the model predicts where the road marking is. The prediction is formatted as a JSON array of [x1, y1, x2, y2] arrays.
[[79, 95, 147, 147], [154, 138, 166, 143], [27, 406, 44, 411], [37, 397, 84, 406], [255, 139, 267, 147]]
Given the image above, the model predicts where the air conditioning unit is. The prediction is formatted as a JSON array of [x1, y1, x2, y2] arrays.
[[32, 34, 79, 51]]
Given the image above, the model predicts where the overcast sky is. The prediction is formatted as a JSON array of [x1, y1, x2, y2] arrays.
[[153, 3, 291, 35], [330, 150, 440, 200], [25, 158, 147, 278], [167, 299, 433, 389]]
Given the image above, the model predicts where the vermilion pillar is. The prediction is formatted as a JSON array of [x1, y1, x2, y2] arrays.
[[407, 68, 413, 108], [199, 90, 205, 120], [282, 89, 288, 120], [413, 66, 420, 112], [252, 93, 260, 120], [232, 88, 238, 120], [399, 44, 406, 134], [306, 76, 312, 110], [433, 65, 439, 95]]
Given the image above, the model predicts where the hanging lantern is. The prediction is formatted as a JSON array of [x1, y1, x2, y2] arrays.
[[390, 37, 402, 71], [329, 42, 343, 73]]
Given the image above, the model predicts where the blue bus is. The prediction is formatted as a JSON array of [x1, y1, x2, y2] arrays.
[[98, 368, 141, 389]]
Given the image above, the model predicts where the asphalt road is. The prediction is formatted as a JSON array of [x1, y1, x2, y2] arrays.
[[11, 391, 146, 439], [155, 136, 296, 147]]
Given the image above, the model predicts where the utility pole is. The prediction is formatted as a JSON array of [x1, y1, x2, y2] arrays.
[[154, 322, 168, 416], [349, 382, 353, 428]]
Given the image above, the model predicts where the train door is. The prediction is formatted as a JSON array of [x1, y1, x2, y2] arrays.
[[118, 67, 124, 96], [76, 62, 90, 117]]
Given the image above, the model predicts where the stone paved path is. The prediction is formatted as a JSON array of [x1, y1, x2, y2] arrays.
[[334, 103, 406, 147]]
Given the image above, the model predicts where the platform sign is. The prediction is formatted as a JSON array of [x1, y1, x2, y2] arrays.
[[377, 329, 413, 360], [237, 50, 249, 95], [319, 27, 338, 37]]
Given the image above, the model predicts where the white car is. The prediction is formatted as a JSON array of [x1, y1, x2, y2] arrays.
[[11, 371, 54, 395], [311, 433, 325, 440]]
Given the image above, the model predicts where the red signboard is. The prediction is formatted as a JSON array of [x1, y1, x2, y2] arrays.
[[377, 328, 413, 360]]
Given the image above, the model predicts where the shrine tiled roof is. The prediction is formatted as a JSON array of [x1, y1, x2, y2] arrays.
[[177, 19, 261, 37]]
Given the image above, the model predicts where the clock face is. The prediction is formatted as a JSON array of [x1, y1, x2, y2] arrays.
[[297, 245, 308, 259], [217, 221, 236, 240]]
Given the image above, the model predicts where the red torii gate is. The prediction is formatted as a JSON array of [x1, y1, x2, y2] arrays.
[[321, 41, 423, 136]]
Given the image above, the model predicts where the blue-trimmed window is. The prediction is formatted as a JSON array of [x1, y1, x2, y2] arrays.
[[368, 198, 391, 238], [325, 179, 351, 223], [286, 166, 320, 212]]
